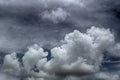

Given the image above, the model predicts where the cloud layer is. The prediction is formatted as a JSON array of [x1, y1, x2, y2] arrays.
[[0, 26, 119, 80], [0, 0, 120, 80], [0, 0, 119, 53]]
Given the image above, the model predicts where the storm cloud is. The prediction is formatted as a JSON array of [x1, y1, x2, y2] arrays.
[[0, 0, 120, 80], [0, 0, 119, 52]]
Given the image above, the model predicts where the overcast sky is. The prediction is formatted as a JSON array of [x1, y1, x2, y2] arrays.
[[0, 0, 120, 80]]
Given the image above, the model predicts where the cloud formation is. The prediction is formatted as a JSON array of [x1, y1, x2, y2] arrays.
[[42, 8, 70, 24], [0, 0, 119, 52], [0, 26, 119, 80], [0, 0, 120, 80]]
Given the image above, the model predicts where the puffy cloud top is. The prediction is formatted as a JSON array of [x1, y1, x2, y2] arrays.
[[0, 26, 119, 80]]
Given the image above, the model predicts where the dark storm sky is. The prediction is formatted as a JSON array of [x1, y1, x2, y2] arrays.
[[0, 0, 119, 53], [0, 0, 120, 80]]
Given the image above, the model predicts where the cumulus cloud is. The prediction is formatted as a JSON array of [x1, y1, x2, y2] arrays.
[[44, 26, 114, 77], [2, 52, 20, 75], [0, 0, 120, 80], [22, 44, 48, 74], [0, 26, 118, 80], [87, 26, 115, 52]]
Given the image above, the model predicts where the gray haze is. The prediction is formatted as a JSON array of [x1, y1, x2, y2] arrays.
[[0, 0, 119, 52]]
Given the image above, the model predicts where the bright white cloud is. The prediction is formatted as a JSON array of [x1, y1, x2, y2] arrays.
[[0, 26, 118, 80], [87, 26, 115, 52], [2, 52, 20, 76], [44, 26, 115, 77], [22, 44, 48, 74]]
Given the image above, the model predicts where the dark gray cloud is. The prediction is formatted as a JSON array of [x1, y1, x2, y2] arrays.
[[0, 0, 119, 52]]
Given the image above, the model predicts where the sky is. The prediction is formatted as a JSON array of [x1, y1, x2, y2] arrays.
[[0, 0, 120, 80]]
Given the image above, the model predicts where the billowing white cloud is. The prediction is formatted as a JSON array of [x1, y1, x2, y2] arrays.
[[44, 26, 114, 77], [0, 26, 117, 80], [87, 26, 115, 52], [23, 44, 48, 74], [2, 52, 20, 76]]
